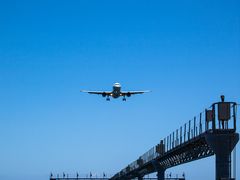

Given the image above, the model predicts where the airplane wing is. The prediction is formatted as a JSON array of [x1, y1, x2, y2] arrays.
[[121, 90, 151, 96], [80, 90, 112, 95]]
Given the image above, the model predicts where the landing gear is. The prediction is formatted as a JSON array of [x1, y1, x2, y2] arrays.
[[106, 97, 110, 101], [123, 97, 126, 101]]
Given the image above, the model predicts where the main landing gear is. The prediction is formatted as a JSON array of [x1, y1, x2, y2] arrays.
[[106, 97, 110, 101], [122, 97, 127, 101]]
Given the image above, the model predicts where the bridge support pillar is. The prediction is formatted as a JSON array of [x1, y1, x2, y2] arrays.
[[152, 160, 165, 180], [157, 169, 165, 180], [205, 132, 239, 180]]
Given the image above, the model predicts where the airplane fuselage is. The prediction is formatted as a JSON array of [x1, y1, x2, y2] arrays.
[[112, 83, 121, 98]]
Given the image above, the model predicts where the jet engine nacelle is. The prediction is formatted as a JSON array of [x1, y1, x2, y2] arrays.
[[102, 92, 107, 97], [127, 92, 131, 97]]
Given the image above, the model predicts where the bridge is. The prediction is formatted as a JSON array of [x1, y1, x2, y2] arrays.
[[49, 173, 185, 180], [50, 178, 184, 180], [110, 96, 239, 180]]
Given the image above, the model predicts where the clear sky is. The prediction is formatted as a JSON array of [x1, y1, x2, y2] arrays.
[[0, 1, 240, 180]]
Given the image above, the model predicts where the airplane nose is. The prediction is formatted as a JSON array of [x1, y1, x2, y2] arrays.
[[114, 83, 121, 87]]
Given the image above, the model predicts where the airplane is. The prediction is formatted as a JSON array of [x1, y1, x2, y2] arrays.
[[81, 82, 150, 101]]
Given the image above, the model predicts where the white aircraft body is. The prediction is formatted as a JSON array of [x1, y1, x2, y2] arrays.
[[81, 83, 150, 101]]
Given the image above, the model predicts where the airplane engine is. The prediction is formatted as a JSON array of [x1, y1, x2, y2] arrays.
[[102, 92, 107, 97], [127, 92, 131, 97]]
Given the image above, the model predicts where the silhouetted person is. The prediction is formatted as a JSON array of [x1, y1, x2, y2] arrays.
[[220, 95, 225, 129], [76, 172, 79, 179], [221, 95, 225, 102], [63, 172, 65, 178]]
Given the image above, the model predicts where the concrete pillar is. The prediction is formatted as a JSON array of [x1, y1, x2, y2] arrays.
[[157, 170, 165, 180], [152, 160, 165, 180], [205, 132, 239, 180]]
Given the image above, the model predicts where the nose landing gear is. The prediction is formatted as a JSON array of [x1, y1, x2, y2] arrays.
[[106, 97, 110, 101], [123, 97, 127, 101]]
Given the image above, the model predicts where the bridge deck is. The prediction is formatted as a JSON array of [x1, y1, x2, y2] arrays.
[[110, 101, 238, 180]]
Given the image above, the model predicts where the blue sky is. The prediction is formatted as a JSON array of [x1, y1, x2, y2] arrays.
[[0, 0, 240, 180]]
